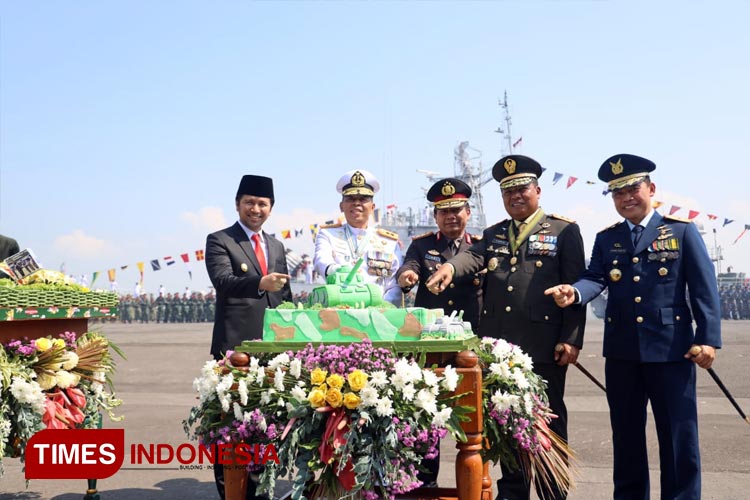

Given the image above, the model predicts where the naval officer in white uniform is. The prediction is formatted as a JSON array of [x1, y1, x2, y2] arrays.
[[313, 169, 403, 305]]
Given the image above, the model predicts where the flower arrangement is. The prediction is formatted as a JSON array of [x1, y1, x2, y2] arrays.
[[0, 331, 123, 474], [184, 341, 468, 500], [476, 337, 575, 496]]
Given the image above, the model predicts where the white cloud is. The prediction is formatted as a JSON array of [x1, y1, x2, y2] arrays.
[[53, 230, 116, 259], [181, 206, 228, 234]]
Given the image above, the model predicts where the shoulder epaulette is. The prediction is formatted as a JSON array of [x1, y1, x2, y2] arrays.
[[600, 221, 622, 233], [411, 231, 434, 241], [377, 228, 399, 240], [549, 214, 576, 224], [320, 222, 342, 229], [470, 234, 483, 241], [664, 214, 692, 224]]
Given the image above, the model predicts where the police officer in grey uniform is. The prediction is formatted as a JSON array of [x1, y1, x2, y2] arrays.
[[313, 169, 403, 305], [427, 155, 586, 500]]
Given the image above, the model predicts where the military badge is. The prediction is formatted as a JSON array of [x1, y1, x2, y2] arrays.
[[610, 158, 624, 175], [240, 263, 248, 273], [488, 257, 498, 271], [428, 250, 440, 256], [535, 260, 543, 268], [440, 182, 456, 196], [504, 158, 516, 174], [541, 222, 551, 229], [658, 267, 668, 277], [609, 268, 622, 282], [350, 170, 366, 187]]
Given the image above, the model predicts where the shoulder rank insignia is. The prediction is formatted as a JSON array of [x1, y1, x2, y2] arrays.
[[411, 231, 434, 241], [320, 222, 342, 229], [549, 214, 576, 224], [600, 221, 622, 233], [377, 228, 399, 240], [664, 214, 692, 224], [470, 234, 483, 241]]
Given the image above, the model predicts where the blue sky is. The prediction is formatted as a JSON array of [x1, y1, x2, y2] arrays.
[[1, 1, 748, 294]]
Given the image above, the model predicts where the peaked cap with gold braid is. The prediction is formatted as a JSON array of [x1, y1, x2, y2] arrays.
[[492, 155, 544, 189], [336, 169, 380, 196], [426, 177, 472, 209], [598, 154, 656, 192]]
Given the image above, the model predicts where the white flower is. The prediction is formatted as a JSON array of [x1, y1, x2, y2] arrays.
[[489, 362, 511, 379], [61, 352, 79, 370], [523, 393, 535, 415], [277, 397, 285, 407], [441, 365, 459, 392], [274, 367, 285, 392], [369, 370, 389, 388], [359, 386, 379, 407], [490, 390, 519, 413], [432, 407, 453, 427], [260, 389, 276, 405], [491, 339, 513, 359], [422, 370, 439, 388], [268, 352, 290, 371], [55, 370, 79, 389], [37, 371, 57, 390], [255, 369, 265, 386], [238, 379, 249, 405], [480, 337, 495, 347], [415, 388, 438, 415], [393, 358, 422, 384], [219, 394, 231, 412], [512, 351, 534, 371], [289, 358, 302, 379], [290, 385, 307, 403], [9, 377, 45, 414], [390, 373, 407, 391], [374, 398, 394, 417], [511, 368, 530, 390], [400, 383, 416, 401], [233, 402, 243, 420], [358, 410, 372, 426]]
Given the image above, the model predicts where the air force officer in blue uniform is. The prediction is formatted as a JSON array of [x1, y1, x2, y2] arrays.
[[545, 154, 721, 500]]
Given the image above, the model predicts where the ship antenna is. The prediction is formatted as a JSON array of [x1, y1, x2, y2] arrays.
[[494, 90, 514, 155]]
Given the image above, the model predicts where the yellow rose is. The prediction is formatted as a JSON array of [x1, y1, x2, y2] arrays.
[[308, 389, 326, 408], [343, 392, 361, 410], [35, 338, 52, 352], [325, 388, 343, 408], [317, 383, 328, 393], [347, 370, 368, 392], [326, 374, 344, 390], [311, 368, 327, 386], [52, 339, 66, 349]]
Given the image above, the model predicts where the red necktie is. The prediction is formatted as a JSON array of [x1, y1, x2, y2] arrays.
[[251, 233, 268, 275]]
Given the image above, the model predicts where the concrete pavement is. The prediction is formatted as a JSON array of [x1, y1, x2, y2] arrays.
[[2, 318, 748, 499]]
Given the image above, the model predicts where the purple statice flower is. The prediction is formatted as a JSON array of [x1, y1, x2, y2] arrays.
[[60, 331, 77, 348]]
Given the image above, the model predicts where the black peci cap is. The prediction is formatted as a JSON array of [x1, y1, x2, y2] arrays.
[[236, 175, 275, 202]]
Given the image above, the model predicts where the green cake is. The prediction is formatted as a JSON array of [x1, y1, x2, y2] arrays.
[[262, 262, 444, 342]]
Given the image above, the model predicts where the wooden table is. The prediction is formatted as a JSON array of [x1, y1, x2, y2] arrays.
[[231, 340, 493, 500]]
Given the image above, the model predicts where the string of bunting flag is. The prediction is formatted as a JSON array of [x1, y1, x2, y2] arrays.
[[86, 217, 347, 288], [85, 174, 746, 288], [541, 167, 749, 244]]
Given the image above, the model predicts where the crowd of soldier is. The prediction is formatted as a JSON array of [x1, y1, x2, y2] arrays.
[[719, 284, 750, 319], [116, 291, 318, 323]]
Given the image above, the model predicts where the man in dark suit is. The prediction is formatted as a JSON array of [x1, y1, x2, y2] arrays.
[[394, 177, 484, 487], [205, 174, 292, 500], [426, 155, 586, 500], [396, 177, 483, 330], [546, 154, 721, 500], [0, 234, 20, 278]]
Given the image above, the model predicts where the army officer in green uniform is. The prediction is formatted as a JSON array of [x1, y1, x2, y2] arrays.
[[396, 177, 483, 329], [426, 155, 586, 500]]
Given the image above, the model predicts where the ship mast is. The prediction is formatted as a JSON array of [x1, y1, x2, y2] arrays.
[[453, 141, 487, 228], [494, 90, 514, 155]]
